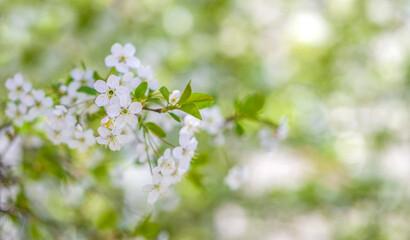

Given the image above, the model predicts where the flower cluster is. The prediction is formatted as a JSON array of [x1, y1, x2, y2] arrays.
[[3, 42, 285, 205], [5, 73, 53, 126], [142, 117, 199, 204]]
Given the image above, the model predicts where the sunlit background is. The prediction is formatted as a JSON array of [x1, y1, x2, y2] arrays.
[[1, 0, 410, 239]]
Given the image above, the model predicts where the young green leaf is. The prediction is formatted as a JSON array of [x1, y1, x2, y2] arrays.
[[235, 121, 244, 136], [145, 97, 161, 102], [177, 80, 192, 104], [179, 103, 202, 120], [134, 82, 148, 100], [145, 122, 166, 138], [187, 93, 214, 109], [159, 86, 170, 103], [81, 60, 86, 70], [77, 86, 97, 95], [241, 93, 265, 116], [168, 112, 181, 122], [93, 71, 103, 81]]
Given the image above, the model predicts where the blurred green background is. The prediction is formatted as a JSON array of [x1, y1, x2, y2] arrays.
[[1, 0, 410, 239]]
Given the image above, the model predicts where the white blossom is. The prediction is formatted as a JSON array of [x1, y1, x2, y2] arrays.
[[26, 90, 53, 121], [169, 90, 181, 105], [70, 68, 95, 87], [172, 134, 198, 170], [225, 166, 248, 190], [200, 106, 224, 135], [154, 149, 177, 176], [60, 81, 89, 107], [47, 105, 77, 130], [5, 103, 28, 126], [259, 117, 288, 148], [142, 174, 171, 204], [96, 126, 129, 151], [67, 128, 95, 152], [179, 115, 201, 137], [137, 65, 159, 90], [94, 75, 128, 107], [5, 73, 32, 103], [105, 43, 140, 73], [106, 95, 142, 129]]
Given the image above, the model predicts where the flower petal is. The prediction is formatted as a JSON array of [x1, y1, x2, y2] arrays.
[[172, 147, 183, 159], [114, 114, 127, 129], [123, 43, 136, 56], [105, 55, 118, 67], [128, 102, 142, 114], [148, 190, 160, 204], [111, 43, 123, 56], [107, 75, 120, 89], [95, 94, 109, 106], [106, 104, 121, 117], [126, 56, 140, 68], [94, 80, 109, 93]]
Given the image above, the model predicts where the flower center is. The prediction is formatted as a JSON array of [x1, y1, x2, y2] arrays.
[[108, 90, 114, 97], [119, 56, 126, 63]]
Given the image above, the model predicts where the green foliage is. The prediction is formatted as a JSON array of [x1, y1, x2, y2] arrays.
[[168, 112, 181, 122], [186, 93, 214, 109], [177, 80, 192, 105], [179, 103, 202, 120], [145, 122, 166, 138], [77, 86, 97, 95], [134, 82, 148, 100], [159, 86, 170, 103]]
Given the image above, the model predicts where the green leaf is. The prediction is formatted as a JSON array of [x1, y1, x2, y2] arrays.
[[187, 93, 214, 109], [134, 82, 148, 100], [235, 121, 244, 136], [93, 71, 103, 80], [241, 94, 265, 116], [177, 80, 192, 104], [145, 122, 166, 138], [159, 86, 170, 103], [179, 103, 202, 120], [145, 97, 161, 102], [77, 86, 97, 95], [81, 60, 86, 70], [134, 214, 160, 238], [168, 112, 181, 122]]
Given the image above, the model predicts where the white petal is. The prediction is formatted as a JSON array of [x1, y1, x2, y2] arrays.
[[22, 82, 32, 92], [97, 126, 111, 138], [21, 95, 34, 107], [107, 75, 120, 89], [95, 94, 109, 106], [5, 78, 15, 90], [148, 78, 159, 90], [14, 73, 24, 85], [115, 86, 129, 96], [172, 147, 183, 159], [8, 92, 18, 101], [105, 55, 118, 67], [127, 114, 138, 126], [126, 56, 140, 68], [147, 190, 160, 204], [109, 140, 121, 151], [70, 68, 83, 81], [142, 184, 154, 192], [106, 104, 121, 117], [114, 114, 127, 129], [179, 134, 191, 147], [128, 102, 142, 114], [111, 43, 123, 56], [116, 134, 130, 145], [120, 95, 131, 108], [123, 43, 136, 56], [116, 63, 128, 73], [179, 157, 191, 170], [94, 80, 109, 93]]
